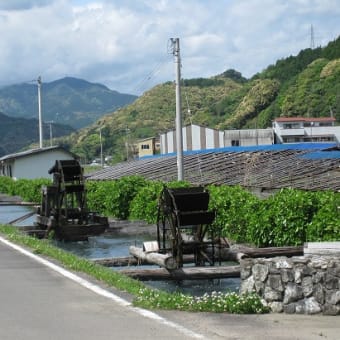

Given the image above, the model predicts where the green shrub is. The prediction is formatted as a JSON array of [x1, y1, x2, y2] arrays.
[[307, 191, 340, 241], [0, 176, 50, 202], [14, 178, 51, 202], [0, 176, 15, 195], [246, 199, 276, 247], [86, 180, 114, 214], [208, 185, 260, 243], [2, 175, 339, 245], [129, 180, 192, 224], [266, 189, 319, 246], [87, 176, 148, 219], [129, 180, 163, 223], [247, 188, 330, 247]]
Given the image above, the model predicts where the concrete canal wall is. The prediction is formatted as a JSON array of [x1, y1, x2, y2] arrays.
[[240, 255, 340, 315]]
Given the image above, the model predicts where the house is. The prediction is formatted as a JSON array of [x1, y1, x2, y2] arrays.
[[0, 146, 78, 180], [160, 124, 224, 154], [137, 137, 160, 158], [224, 128, 274, 147], [273, 117, 339, 144]]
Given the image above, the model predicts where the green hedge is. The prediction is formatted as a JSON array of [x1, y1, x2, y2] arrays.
[[86, 176, 148, 219], [208, 186, 339, 246], [1, 175, 339, 246], [129, 180, 191, 223], [245, 188, 321, 246], [0, 176, 51, 202]]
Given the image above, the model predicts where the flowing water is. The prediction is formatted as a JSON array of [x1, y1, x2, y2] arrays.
[[0, 205, 240, 296]]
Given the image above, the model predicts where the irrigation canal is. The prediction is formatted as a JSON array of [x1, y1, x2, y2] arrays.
[[0, 205, 240, 296]]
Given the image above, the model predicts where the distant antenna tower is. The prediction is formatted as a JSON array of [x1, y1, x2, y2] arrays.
[[310, 24, 315, 49]]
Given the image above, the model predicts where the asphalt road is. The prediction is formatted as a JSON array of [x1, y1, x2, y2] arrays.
[[0, 238, 201, 340], [0, 236, 339, 340]]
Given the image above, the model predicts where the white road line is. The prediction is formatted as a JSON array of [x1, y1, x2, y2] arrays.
[[0, 236, 205, 339]]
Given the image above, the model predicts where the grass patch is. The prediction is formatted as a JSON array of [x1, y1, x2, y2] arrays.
[[134, 288, 269, 313], [0, 224, 269, 314]]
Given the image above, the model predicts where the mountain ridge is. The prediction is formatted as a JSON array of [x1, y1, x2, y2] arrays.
[[0, 76, 137, 129]]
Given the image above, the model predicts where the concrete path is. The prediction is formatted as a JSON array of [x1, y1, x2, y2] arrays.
[[0, 236, 339, 340], [0, 238, 202, 340]]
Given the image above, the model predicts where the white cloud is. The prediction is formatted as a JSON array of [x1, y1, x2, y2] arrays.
[[0, 0, 339, 94]]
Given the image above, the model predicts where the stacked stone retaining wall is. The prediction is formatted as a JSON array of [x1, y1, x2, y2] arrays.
[[240, 256, 340, 315]]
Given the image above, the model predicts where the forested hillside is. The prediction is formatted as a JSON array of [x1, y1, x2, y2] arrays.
[[0, 112, 75, 157], [56, 36, 340, 162]]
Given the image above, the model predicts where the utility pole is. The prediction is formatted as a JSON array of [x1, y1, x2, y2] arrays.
[[37, 76, 43, 148], [125, 126, 130, 161], [171, 37, 184, 181], [310, 24, 315, 49], [99, 127, 104, 167], [47, 121, 53, 146]]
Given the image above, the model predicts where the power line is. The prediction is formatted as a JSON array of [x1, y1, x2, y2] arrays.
[[131, 41, 175, 95], [132, 54, 171, 95]]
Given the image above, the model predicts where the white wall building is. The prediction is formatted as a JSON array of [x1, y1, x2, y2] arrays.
[[160, 124, 224, 154], [158, 118, 339, 156], [273, 117, 339, 144], [0, 146, 77, 180], [224, 129, 274, 147]]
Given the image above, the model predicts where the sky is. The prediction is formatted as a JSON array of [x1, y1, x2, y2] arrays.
[[0, 0, 339, 95]]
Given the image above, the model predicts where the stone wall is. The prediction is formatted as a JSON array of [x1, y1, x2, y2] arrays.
[[240, 256, 340, 315]]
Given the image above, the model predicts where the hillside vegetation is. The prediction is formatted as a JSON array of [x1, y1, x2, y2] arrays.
[[0, 112, 75, 157], [60, 36, 340, 162]]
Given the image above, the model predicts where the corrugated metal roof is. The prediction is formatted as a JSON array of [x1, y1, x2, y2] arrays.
[[0, 146, 78, 162], [143, 143, 338, 159], [87, 143, 340, 191]]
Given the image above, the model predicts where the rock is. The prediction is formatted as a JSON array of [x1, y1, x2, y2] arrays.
[[240, 260, 252, 279], [295, 300, 305, 314], [294, 267, 303, 284], [283, 282, 303, 304], [309, 257, 329, 269], [312, 271, 325, 284], [313, 283, 324, 304], [240, 255, 340, 315], [326, 290, 340, 305], [296, 297, 321, 315], [325, 274, 338, 290], [302, 276, 313, 297], [305, 297, 322, 314], [240, 275, 255, 294], [268, 301, 283, 313], [275, 257, 293, 269], [254, 280, 265, 294], [252, 263, 269, 282], [267, 274, 284, 292], [240, 269, 251, 280], [327, 266, 340, 277], [281, 269, 294, 283], [323, 304, 340, 316], [283, 303, 296, 314], [264, 286, 282, 301]]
